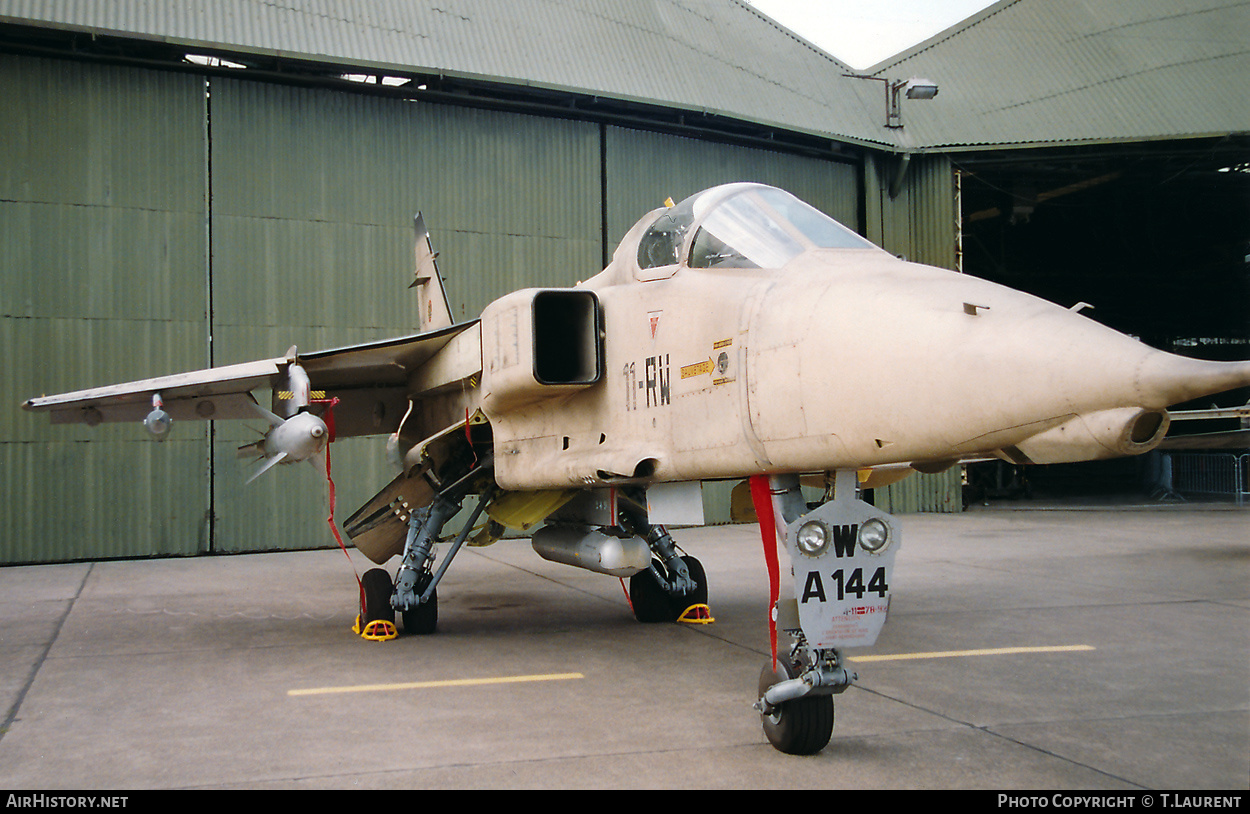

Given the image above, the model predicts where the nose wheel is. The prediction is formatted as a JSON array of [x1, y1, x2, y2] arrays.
[[757, 656, 834, 755], [401, 580, 438, 634]]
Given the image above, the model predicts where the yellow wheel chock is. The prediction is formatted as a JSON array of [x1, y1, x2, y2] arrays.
[[677, 604, 715, 624], [353, 614, 398, 641]]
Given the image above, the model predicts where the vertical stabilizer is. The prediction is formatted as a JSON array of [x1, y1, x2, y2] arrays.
[[409, 212, 454, 331]]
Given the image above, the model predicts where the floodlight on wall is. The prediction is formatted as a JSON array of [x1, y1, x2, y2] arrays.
[[845, 73, 940, 128], [901, 77, 939, 100], [887, 77, 939, 127]]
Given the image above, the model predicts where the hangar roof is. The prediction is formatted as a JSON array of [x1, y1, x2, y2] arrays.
[[0, 0, 891, 150], [0, 0, 1246, 154], [871, 0, 1250, 151]]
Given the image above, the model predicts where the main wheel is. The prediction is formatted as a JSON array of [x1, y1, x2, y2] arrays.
[[629, 562, 674, 623], [628, 555, 708, 623], [758, 657, 834, 755], [680, 555, 708, 608], [402, 584, 438, 635], [360, 568, 395, 626]]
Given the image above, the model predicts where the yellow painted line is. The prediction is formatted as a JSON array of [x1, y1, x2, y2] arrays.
[[851, 645, 1095, 663], [288, 672, 584, 697]]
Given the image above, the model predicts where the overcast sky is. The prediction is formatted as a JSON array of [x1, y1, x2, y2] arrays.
[[745, 0, 997, 69]]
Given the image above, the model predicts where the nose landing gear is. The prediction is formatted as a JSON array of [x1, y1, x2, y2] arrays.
[[750, 471, 900, 754]]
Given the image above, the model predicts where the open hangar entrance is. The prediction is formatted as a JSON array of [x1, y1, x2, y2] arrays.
[[955, 136, 1250, 500]]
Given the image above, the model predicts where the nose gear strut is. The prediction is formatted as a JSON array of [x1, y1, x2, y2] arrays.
[[389, 458, 495, 634]]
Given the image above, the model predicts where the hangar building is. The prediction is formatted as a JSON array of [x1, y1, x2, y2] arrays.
[[2, 0, 1246, 562]]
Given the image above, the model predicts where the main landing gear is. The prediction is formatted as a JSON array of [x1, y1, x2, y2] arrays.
[[629, 551, 708, 623], [355, 456, 495, 637], [358, 564, 438, 637], [617, 489, 709, 624], [356, 476, 710, 635], [750, 471, 901, 755]]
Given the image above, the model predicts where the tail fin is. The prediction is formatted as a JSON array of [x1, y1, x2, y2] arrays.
[[408, 212, 454, 331]]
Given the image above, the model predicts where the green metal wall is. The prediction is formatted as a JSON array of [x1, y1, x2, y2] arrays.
[[865, 152, 960, 269], [2, 58, 604, 563], [1, 55, 210, 563], [2, 55, 959, 564]]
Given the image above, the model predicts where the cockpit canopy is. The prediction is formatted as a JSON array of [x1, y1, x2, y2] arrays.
[[636, 183, 875, 273]]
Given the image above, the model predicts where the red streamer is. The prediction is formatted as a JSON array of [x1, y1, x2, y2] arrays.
[[315, 397, 362, 609], [749, 475, 780, 672]]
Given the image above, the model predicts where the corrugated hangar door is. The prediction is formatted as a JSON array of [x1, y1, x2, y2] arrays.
[[2, 55, 211, 564], [206, 78, 602, 553], [4, 61, 604, 563]]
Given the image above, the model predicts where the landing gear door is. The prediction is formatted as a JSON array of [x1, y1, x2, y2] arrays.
[[784, 478, 900, 649]]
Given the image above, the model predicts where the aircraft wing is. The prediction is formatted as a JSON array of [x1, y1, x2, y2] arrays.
[[22, 321, 480, 440], [1157, 404, 1250, 451], [297, 321, 479, 438], [22, 356, 290, 426], [1158, 431, 1250, 451], [297, 321, 474, 391]]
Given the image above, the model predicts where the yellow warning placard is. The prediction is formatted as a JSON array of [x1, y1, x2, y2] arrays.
[[681, 359, 714, 379]]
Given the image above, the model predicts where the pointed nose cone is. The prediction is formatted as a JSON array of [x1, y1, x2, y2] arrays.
[[746, 256, 1250, 470], [1138, 352, 1250, 408]]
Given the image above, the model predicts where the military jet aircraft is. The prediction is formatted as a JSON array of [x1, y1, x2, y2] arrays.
[[23, 183, 1250, 754]]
